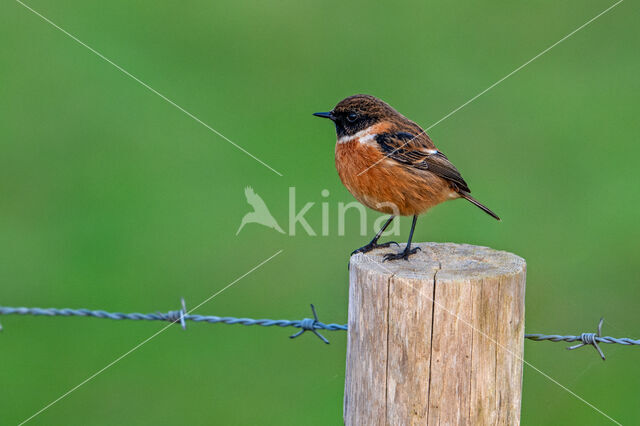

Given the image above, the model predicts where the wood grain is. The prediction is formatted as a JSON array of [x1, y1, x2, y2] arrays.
[[344, 242, 526, 426]]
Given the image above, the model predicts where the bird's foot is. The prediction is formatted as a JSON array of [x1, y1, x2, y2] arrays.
[[383, 246, 421, 262], [351, 241, 399, 256]]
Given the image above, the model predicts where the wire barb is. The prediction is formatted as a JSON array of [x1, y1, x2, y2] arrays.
[[160, 298, 188, 330], [289, 304, 330, 344], [566, 318, 606, 361], [522, 317, 639, 360]]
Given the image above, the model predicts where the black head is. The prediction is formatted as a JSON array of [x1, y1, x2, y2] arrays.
[[313, 94, 399, 138]]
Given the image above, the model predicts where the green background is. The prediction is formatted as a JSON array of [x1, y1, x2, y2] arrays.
[[1, 0, 638, 424]]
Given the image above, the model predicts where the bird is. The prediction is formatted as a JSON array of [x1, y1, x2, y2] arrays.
[[236, 186, 285, 235], [313, 94, 499, 261]]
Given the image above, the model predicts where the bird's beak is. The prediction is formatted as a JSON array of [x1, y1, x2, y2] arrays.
[[313, 111, 335, 120]]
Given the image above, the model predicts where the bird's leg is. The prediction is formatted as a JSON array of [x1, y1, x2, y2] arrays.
[[351, 216, 398, 255], [383, 215, 421, 261]]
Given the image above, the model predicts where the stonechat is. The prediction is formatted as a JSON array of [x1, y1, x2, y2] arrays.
[[314, 94, 499, 261]]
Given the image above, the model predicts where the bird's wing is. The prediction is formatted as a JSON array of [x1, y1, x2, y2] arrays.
[[245, 186, 270, 210], [375, 131, 471, 193]]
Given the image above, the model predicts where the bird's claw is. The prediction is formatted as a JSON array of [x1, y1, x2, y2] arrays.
[[351, 241, 399, 256], [376, 241, 399, 250], [382, 246, 421, 262]]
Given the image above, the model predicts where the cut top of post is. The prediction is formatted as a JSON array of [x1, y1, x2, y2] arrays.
[[350, 242, 526, 281]]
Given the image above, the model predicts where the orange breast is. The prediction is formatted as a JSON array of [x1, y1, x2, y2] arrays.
[[335, 141, 456, 216]]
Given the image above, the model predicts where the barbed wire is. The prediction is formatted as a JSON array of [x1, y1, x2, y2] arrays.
[[0, 301, 346, 345], [0, 301, 637, 360]]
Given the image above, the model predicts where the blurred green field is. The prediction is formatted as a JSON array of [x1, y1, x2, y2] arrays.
[[1, 0, 639, 424]]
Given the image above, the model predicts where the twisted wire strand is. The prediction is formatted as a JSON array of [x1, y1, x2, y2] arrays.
[[0, 306, 348, 330], [0, 304, 346, 344], [0, 305, 636, 357], [524, 334, 640, 346]]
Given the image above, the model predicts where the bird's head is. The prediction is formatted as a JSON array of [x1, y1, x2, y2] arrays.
[[313, 94, 400, 138]]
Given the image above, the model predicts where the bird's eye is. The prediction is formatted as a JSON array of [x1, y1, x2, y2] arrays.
[[347, 112, 358, 123]]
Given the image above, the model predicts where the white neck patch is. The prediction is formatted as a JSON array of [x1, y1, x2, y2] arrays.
[[337, 127, 379, 146]]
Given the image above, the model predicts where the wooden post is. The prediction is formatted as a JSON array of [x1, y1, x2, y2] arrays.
[[344, 242, 526, 425]]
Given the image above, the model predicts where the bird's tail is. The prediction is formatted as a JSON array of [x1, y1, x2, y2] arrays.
[[458, 191, 500, 221]]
